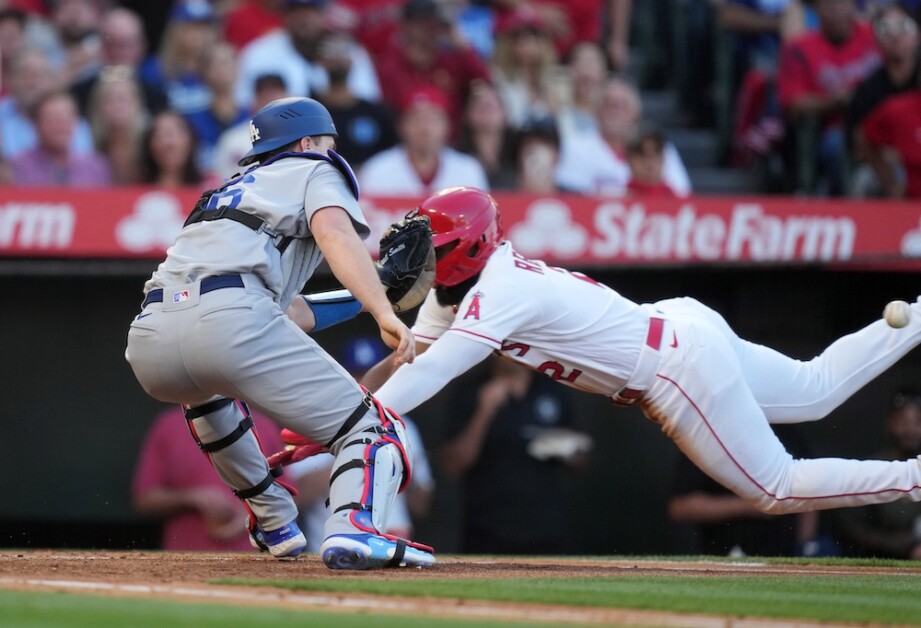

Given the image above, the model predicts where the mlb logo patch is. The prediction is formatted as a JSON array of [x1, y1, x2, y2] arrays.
[[172, 290, 190, 303]]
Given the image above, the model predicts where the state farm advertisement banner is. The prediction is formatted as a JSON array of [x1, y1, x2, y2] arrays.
[[1, 187, 920, 269]]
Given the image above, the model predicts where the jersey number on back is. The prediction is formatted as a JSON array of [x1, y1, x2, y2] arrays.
[[501, 340, 583, 385], [538, 361, 583, 384], [512, 251, 602, 288], [205, 174, 255, 210]]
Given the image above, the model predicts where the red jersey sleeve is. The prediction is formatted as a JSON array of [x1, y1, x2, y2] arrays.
[[777, 39, 812, 110], [861, 99, 895, 148]]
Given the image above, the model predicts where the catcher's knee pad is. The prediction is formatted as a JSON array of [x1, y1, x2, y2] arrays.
[[327, 396, 413, 535], [183, 397, 298, 533]]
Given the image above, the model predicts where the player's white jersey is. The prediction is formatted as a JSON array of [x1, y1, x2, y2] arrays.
[[146, 155, 367, 309], [412, 242, 650, 395]]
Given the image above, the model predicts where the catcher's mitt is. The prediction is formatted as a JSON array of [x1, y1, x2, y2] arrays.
[[376, 211, 436, 313]]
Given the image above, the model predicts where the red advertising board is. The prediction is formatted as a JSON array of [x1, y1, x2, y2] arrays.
[[1, 187, 919, 269]]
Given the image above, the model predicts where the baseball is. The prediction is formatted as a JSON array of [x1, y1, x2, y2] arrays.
[[883, 300, 911, 328]]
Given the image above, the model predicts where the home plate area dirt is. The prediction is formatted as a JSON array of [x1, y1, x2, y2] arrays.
[[0, 551, 915, 626]]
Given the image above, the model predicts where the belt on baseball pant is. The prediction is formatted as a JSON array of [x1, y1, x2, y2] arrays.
[[611, 316, 667, 406], [142, 274, 245, 308]]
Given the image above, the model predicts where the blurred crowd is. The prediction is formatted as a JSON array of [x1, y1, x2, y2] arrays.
[[0, 0, 686, 197], [0, 0, 918, 195], [676, 0, 921, 197]]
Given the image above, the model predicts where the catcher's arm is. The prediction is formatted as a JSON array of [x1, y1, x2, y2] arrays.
[[286, 289, 362, 333], [311, 206, 414, 364], [286, 211, 435, 333]]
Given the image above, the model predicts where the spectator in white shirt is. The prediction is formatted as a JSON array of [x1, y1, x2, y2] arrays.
[[555, 42, 608, 140], [359, 86, 489, 196], [234, 0, 380, 109], [555, 77, 692, 197]]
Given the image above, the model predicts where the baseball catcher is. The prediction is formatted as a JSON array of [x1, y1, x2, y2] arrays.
[[127, 96, 435, 570]]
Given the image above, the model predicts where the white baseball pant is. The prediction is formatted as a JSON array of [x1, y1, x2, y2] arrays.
[[642, 297, 921, 514]]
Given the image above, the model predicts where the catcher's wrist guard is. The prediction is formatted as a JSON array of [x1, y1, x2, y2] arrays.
[[376, 211, 436, 313]]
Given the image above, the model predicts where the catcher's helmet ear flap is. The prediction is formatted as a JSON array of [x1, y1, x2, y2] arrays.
[[238, 97, 338, 166], [415, 186, 504, 287]]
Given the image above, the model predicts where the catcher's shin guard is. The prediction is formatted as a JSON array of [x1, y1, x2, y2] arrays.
[[322, 396, 433, 568], [183, 398, 304, 556]]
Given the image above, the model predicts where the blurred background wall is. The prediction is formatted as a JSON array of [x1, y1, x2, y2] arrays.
[[2, 263, 916, 555]]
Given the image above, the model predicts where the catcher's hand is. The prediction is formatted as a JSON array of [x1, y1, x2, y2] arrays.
[[376, 211, 436, 313]]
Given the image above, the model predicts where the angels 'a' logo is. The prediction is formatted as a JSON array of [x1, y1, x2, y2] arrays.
[[249, 120, 261, 143], [463, 291, 484, 320]]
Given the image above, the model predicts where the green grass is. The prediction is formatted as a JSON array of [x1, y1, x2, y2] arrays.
[[5, 556, 921, 626], [504, 554, 921, 568], [0, 590, 546, 628], [219, 573, 921, 625]]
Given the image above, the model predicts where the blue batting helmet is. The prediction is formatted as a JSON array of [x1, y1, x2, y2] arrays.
[[238, 97, 338, 166]]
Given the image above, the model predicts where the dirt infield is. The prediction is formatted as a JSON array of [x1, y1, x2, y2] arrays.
[[1, 551, 917, 626]]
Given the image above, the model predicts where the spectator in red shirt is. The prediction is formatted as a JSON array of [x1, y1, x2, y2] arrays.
[[861, 88, 921, 199], [334, 0, 405, 58], [133, 405, 286, 551], [847, 3, 919, 142], [222, 0, 284, 50], [5, 0, 47, 15], [625, 121, 679, 198], [373, 0, 490, 136], [492, 1, 632, 70], [847, 2, 920, 196], [777, 0, 881, 195]]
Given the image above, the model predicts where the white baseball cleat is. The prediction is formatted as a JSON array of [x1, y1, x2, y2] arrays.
[[321, 533, 435, 570]]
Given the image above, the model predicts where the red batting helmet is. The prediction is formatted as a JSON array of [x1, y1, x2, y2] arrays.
[[415, 187, 505, 287]]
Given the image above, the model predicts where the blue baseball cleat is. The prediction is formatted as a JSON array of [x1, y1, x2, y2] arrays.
[[320, 533, 435, 570], [250, 521, 307, 559]]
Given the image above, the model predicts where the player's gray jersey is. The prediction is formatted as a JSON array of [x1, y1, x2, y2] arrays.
[[145, 155, 367, 309]]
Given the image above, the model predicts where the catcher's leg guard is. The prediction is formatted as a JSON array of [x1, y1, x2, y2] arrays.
[[320, 396, 434, 569], [183, 397, 306, 558]]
